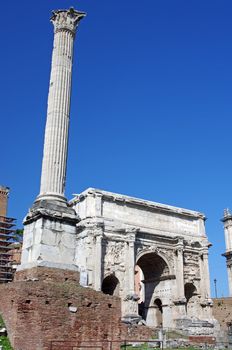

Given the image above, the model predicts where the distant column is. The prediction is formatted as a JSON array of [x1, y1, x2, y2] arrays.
[[222, 209, 232, 296], [38, 8, 86, 203]]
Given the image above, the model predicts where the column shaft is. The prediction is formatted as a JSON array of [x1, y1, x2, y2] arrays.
[[202, 252, 211, 299], [176, 248, 185, 300], [128, 240, 135, 293], [39, 30, 74, 200], [37, 8, 85, 202], [94, 234, 102, 291], [222, 213, 232, 296]]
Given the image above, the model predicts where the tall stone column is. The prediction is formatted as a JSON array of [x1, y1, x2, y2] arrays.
[[222, 209, 232, 296], [38, 8, 86, 203], [19, 8, 86, 272]]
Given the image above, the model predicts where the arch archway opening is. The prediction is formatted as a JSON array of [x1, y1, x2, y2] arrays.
[[184, 283, 197, 315], [137, 252, 169, 281], [102, 274, 119, 296], [136, 252, 170, 327]]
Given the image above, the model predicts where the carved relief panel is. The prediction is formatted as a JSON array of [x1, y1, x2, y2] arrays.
[[103, 240, 126, 272], [183, 251, 200, 282]]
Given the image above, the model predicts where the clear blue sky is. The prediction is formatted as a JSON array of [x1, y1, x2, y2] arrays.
[[1, 0, 232, 297]]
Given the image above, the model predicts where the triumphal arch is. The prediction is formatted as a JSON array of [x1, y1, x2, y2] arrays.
[[70, 188, 214, 330], [19, 6, 216, 335]]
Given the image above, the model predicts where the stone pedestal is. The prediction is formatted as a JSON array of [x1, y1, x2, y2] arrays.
[[20, 202, 78, 271]]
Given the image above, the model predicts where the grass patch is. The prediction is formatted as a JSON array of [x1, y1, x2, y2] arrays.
[[0, 315, 13, 350], [0, 336, 13, 350]]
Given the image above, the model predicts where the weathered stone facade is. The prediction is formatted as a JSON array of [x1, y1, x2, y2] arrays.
[[70, 188, 215, 332], [20, 185, 217, 333]]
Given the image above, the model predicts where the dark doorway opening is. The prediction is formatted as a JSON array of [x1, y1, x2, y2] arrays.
[[102, 274, 119, 296]]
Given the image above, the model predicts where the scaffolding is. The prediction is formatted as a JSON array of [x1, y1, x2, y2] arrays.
[[0, 215, 16, 283]]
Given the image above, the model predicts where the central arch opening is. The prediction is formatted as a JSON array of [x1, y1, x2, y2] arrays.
[[136, 252, 170, 327]]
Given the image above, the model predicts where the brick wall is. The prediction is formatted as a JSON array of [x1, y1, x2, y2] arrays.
[[212, 297, 232, 331], [0, 267, 154, 350], [0, 186, 9, 217]]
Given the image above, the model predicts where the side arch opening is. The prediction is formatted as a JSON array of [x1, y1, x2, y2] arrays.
[[102, 274, 119, 296], [184, 282, 197, 315]]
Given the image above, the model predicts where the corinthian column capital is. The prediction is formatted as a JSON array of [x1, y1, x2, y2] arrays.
[[51, 7, 86, 35]]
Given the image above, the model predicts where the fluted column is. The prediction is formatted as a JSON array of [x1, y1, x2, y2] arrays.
[[38, 8, 86, 202], [222, 209, 232, 296]]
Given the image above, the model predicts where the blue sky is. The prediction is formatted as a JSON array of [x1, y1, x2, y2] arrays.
[[1, 0, 232, 297]]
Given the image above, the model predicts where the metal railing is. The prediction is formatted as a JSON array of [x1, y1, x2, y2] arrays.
[[49, 339, 162, 350]]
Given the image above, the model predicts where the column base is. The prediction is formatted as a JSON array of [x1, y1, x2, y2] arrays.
[[17, 261, 79, 273], [122, 292, 140, 324], [121, 314, 142, 325], [36, 192, 67, 204], [25, 196, 78, 224]]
